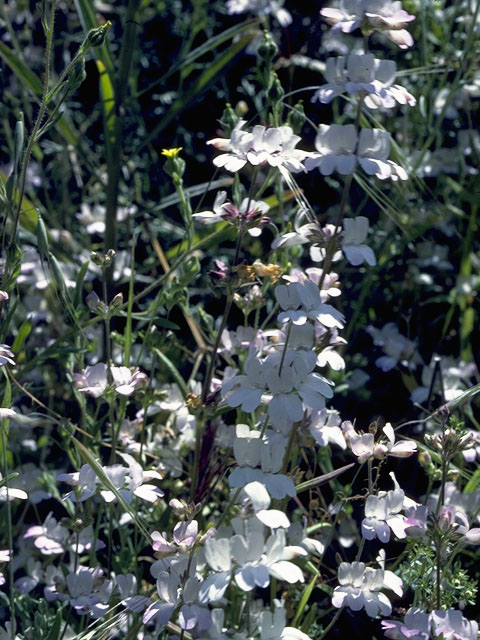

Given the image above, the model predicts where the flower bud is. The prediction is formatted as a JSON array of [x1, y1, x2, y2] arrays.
[[235, 100, 248, 117], [219, 103, 239, 136], [267, 72, 285, 104], [109, 292, 124, 311], [85, 21, 112, 48], [162, 147, 185, 179], [418, 450, 432, 467], [287, 100, 306, 134], [104, 249, 116, 266], [257, 31, 278, 61], [66, 58, 87, 92], [438, 505, 456, 532]]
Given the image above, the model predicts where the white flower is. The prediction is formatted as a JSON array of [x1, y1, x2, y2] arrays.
[[0, 470, 27, 501], [361, 484, 407, 542], [321, 1, 415, 49], [305, 124, 357, 175], [73, 363, 108, 397], [368, 322, 421, 371], [312, 55, 415, 109], [382, 608, 478, 640], [308, 409, 347, 449], [233, 528, 304, 591], [0, 344, 15, 367], [332, 561, 401, 617], [356, 129, 407, 181], [226, 0, 292, 26], [110, 366, 148, 395], [208, 123, 306, 174], [305, 126, 407, 180], [259, 606, 312, 640], [228, 426, 296, 499], [276, 280, 345, 329], [342, 217, 376, 266]]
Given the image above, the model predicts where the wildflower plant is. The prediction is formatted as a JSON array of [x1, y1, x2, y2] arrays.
[[0, 1, 479, 639]]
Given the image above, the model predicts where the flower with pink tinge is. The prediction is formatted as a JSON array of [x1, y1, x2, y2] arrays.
[[431, 609, 478, 640], [73, 363, 108, 397], [404, 504, 428, 538], [382, 608, 478, 640], [348, 429, 375, 463], [110, 366, 148, 395], [152, 520, 199, 556], [193, 191, 270, 237], [24, 513, 69, 555], [382, 607, 430, 639], [321, 1, 415, 49], [208, 122, 307, 174], [380, 423, 417, 458]]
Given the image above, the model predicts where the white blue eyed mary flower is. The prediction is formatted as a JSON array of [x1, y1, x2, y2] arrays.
[[312, 55, 415, 109], [208, 123, 307, 174]]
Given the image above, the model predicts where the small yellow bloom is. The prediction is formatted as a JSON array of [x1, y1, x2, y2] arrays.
[[161, 147, 183, 158]]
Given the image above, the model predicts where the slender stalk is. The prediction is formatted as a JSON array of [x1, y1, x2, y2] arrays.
[[104, 0, 141, 272], [318, 606, 343, 640], [11, 0, 57, 242]]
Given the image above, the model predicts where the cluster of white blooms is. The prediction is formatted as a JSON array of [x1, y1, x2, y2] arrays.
[[201, 2, 419, 635], [73, 362, 148, 397], [382, 608, 479, 640], [208, 122, 307, 174]]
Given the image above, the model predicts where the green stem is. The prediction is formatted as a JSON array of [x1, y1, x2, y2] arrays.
[[11, 0, 57, 242], [318, 606, 343, 640], [104, 0, 141, 278]]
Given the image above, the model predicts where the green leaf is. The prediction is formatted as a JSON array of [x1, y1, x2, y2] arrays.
[[465, 468, 480, 494], [44, 608, 63, 640], [12, 319, 33, 355], [96, 59, 116, 167], [139, 32, 258, 152], [153, 348, 188, 399], [0, 42, 43, 95], [292, 575, 318, 627], [73, 261, 91, 309], [136, 18, 261, 98]]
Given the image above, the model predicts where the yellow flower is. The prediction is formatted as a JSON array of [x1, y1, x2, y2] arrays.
[[161, 147, 183, 158]]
